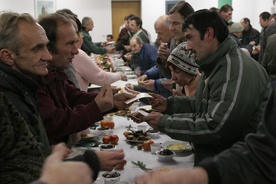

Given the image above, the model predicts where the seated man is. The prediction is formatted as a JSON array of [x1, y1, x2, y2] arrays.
[[37, 13, 134, 145], [131, 9, 271, 165], [0, 12, 126, 184]]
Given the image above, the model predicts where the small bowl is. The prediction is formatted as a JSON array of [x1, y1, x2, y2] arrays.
[[101, 171, 120, 184], [99, 144, 116, 151], [156, 149, 176, 162]]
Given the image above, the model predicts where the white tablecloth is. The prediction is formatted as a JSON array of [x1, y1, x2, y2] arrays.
[[71, 115, 194, 183]]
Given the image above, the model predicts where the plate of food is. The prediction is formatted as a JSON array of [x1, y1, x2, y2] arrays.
[[124, 130, 150, 144], [162, 140, 192, 155]]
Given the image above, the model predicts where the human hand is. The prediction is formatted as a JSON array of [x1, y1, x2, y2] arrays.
[[143, 111, 163, 130], [113, 92, 136, 110], [50, 144, 73, 159], [140, 79, 155, 91], [96, 149, 125, 171], [101, 41, 107, 47], [158, 43, 170, 61], [138, 75, 148, 83], [128, 111, 145, 123], [161, 79, 175, 91], [136, 70, 142, 77], [106, 47, 115, 53], [136, 167, 208, 184], [148, 93, 167, 112], [120, 72, 128, 81], [39, 143, 92, 184], [124, 52, 132, 60], [95, 84, 114, 113]]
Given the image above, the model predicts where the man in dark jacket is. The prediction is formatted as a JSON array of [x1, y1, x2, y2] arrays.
[[0, 12, 125, 184], [136, 87, 276, 184], [240, 17, 260, 60]]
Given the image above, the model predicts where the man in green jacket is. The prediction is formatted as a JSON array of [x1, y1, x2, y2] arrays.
[[81, 16, 114, 55], [132, 9, 271, 165]]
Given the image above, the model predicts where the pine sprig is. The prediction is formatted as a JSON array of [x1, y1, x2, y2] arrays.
[[132, 161, 152, 171]]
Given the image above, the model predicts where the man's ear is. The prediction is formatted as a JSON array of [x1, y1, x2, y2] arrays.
[[0, 49, 15, 66], [205, 27, 215, 42]]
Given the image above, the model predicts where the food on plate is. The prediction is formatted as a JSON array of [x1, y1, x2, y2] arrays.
[[99, 144, 116, 150], [167, 144, 186, 151], [115, 109, 131, 117], [123, 130, 150, 142]]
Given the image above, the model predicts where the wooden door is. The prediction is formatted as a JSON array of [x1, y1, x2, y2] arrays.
[[112, 1, 141, 41]]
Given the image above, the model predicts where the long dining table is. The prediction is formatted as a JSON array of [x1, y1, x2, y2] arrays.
[[74, 59, 194, 183], [71, 114, 195, 184]]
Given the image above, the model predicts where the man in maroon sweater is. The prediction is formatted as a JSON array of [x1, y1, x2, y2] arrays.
[[36, 13, 134, 145]]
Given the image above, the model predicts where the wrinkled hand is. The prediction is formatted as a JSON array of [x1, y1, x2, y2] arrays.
[[158, 43, 170, 61], [95, 84, 114, 113], [143, 112, 163, 130], [124, 52, 132, 60], [139, 79, 155, 91], [39, 143, 92, 184], [136, 167, 208, 184], [113, 92, 136, 110], [96, 150, 125, 171], [148, 93, 167, 112], [128, 111, 145, 123]]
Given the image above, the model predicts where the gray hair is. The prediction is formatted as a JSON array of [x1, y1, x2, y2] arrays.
[[130, 36, 144, 45], [154, 15, 170, 28], [0, 11, 36, 55], [82, 16, 92, 27]]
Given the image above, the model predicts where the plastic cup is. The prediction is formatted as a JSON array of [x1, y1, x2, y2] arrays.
[[150, 143, 161, 154]]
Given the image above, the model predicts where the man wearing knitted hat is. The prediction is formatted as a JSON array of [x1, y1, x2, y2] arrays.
[[166, 42, 201, 97]]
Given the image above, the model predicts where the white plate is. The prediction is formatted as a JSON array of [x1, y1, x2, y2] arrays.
[[162, 140, 192, 154]]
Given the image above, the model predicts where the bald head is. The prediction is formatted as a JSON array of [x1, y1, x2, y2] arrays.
[[154, 15, 172, 43]]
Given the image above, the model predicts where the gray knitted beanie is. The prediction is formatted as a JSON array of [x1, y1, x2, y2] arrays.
[[167, 42, 199, 75]]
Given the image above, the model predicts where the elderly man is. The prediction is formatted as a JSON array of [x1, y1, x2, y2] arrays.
[[36, 13, 134, 145], [0, 12, 126, 184], [131, 9, 271, 165]]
